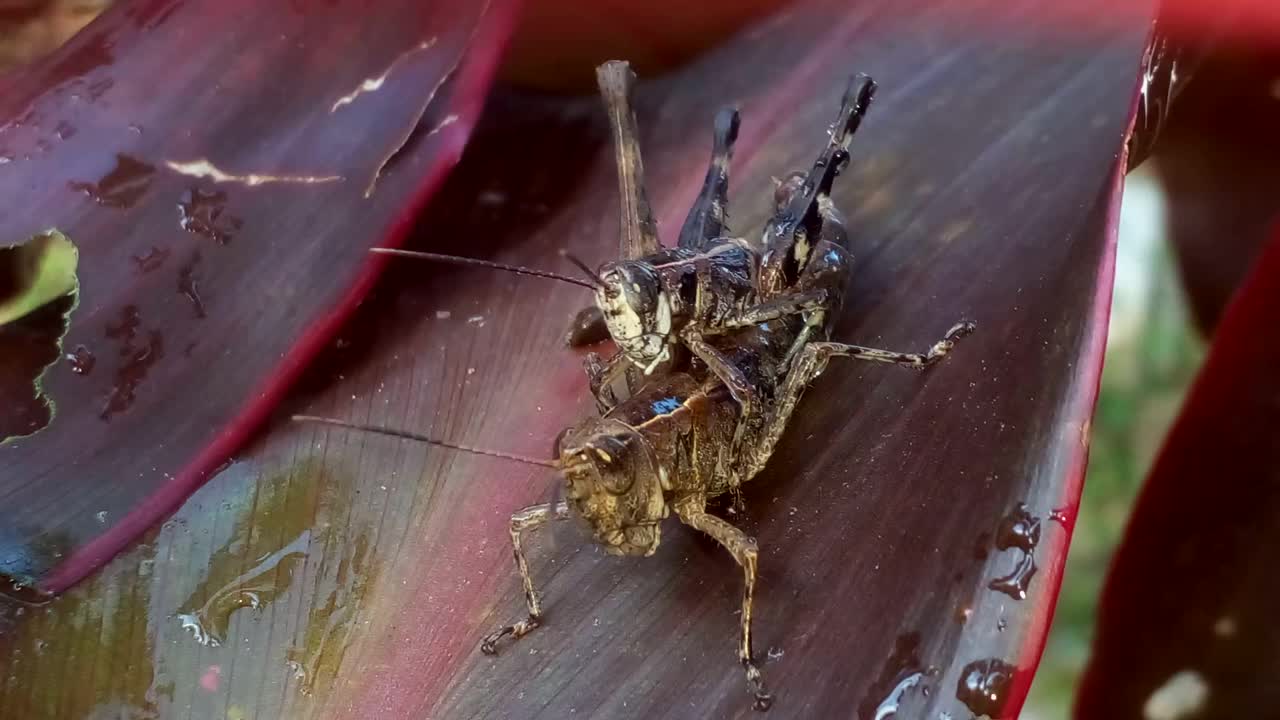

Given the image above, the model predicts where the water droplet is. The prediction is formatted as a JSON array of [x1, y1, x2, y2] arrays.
[[101, 329, 163, 421], [177, 252, 207, 319], [956, 658, 1019, 719], [54, 122, 77, 140], [284, 527, 378, 697], [131, 246, 171, 273], [858, 633, 923, 719], [68, 153, 155, 209], [988, 503, 1041, 600], [0, 575, 53, 606], [873, 672, 923, 719], [1048, 507, 1069, 525], [178, 187, 242, 244], [994, 503, 1040, 552], [177, 531, 310, 647], [104, 305, 141, 345], [66, 345, 96, 375]]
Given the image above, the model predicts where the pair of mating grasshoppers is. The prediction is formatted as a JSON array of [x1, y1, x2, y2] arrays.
[[297, 60, 973, 712]]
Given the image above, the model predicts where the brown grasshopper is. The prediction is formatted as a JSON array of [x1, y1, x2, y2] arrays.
[[294, 70, 975, 709], [369, 61, 879, 425], [294, 314, 970, 712]]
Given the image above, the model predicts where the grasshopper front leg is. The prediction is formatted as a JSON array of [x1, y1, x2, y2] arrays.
[[675, 497, 773, 711], [683, 332, 760, 420], [682, 332, 761, 486], [480, 500, 571, 655]]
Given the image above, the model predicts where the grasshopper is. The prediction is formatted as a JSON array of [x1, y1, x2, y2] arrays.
[[369, 61, 879, 426], [294, 315, 969, 712], [295, 70, 975, 710]]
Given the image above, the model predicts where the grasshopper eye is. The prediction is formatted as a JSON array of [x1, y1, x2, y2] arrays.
[[590, 436, 634, 494]]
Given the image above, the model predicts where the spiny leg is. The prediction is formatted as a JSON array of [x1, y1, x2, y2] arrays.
[[674, 499, 773, 711], [743, 322, 975, 479], [678, 106, 741, 250], [811, 320, 977, 370], [596, 61, 661, 259], [582, 350, 645, 412], [709, 288, 832, 332], [480, 501, 571, 655]]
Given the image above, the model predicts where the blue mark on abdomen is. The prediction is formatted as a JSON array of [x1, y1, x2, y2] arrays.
[[651, 397, 682, 415]]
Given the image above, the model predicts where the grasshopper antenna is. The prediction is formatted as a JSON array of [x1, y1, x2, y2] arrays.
[[293, 414, 560, 469], [596, 60, 661, 260], [370, 248, 597, 290], [558, 249, 607, 288]]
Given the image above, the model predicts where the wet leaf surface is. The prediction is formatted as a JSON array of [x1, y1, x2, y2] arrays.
[[0, 0, 519, 589], [1076, 231, 1280, 719], [0, 0, 1150, 716]]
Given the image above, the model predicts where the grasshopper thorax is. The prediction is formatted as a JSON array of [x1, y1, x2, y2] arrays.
[[558, 418, 668, 557], [594, 260, 675, 375]]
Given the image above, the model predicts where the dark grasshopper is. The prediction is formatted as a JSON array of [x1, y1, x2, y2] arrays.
[[296, 71, 974, 711], [295, 256, 968, 711], [370, 61, 879, 426]]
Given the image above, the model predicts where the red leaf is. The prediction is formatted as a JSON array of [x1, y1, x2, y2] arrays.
[[1076, 226, 1280, 717], [1156, 45, 1280, 335], [0, 0, 519, 591]]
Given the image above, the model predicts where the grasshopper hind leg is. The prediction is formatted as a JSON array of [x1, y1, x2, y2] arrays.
[[678, 106, 741, 250], [480, 501, 570, 655], [675, 499, 774, 711], [744, 322, 976, 480]]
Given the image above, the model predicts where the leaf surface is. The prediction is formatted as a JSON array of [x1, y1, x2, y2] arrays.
[[0, 0, 519, 590], [0, 0, 1151, 717]]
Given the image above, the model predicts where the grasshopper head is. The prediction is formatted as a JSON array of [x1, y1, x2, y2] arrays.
[[594, 261, 673, 374], [558, 419, 666, 557]]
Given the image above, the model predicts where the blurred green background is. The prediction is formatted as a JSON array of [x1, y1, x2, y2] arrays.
[[1023, 166, 1207, 718]]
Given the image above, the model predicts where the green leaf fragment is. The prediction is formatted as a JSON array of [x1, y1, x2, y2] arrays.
[[0, 229, 79, 327]]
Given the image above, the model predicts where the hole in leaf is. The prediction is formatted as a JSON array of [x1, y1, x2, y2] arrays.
[[0, 229, 80, 444]]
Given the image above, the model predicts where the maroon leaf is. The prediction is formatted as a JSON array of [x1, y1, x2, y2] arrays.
[[0, 0, 1150, 716], [0, 0, 519, 590], [1076, 228, 1280, 717], [1156, 44, 1280, 335]]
